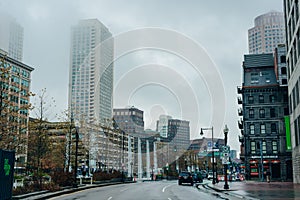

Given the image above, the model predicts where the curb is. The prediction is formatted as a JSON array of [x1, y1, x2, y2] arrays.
[[205, 184, 260, 200], [13, 181, 135, 200]]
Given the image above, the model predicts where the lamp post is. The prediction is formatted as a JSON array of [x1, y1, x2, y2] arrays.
[[130, 162, 133, 181], [200, 127, 216, 184], [223, 125, 229, 190], [121, 130, 125, 183], [73, 125, 79, 188]]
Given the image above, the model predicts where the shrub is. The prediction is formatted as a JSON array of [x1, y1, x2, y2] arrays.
[[51, 171, 74, 187]]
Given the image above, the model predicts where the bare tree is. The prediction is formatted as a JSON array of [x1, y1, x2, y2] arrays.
[[27, 88, 55, 189]]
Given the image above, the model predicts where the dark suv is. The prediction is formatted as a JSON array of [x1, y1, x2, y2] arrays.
[[178, 171, 193, 186]]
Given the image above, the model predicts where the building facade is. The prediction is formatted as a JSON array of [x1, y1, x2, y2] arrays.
[[284, 0, 300, 184], [0, 51, 34, 167], [156, 115, 172, 138], [68, 19, 114, 123], [113, 107, 144, 176], [238, 53, 292, 181], [248, 11, 285, 54], [0, 14, 24, 61]]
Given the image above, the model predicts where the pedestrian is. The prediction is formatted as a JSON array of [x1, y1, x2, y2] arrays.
[[266, 169, 271, 183]]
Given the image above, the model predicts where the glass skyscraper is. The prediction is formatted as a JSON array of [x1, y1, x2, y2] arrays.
[[68, 19, 114, 123]]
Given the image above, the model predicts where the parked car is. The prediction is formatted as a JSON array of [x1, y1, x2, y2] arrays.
[[207, 172, 214, 180], [200, 170, 208, 179], [178, 171, 193, 186], [192, 172, 203, 183]]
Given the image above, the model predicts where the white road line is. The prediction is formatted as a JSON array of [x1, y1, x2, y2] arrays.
[[120, 188, 128, 192], [108, 197, 112, 200], [162, 184, 174, 193], [168, 198, 172, 200]]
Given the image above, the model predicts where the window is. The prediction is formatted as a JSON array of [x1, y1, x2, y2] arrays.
[[270, 108, 276, 118], [249, 109, 254, 118], [251, 141, 256, 154], [259, 109, 265, 118], [248, 96, 254, 104], [262, 141, 267, 154], [281, 67, 287, 74], [250, 124, 255, 134], [259, 95, 264, 103], [269, 95, 275, 103], [260, 124, 266, 134], [271, 123, 277, 134], [282, 79, 288, 84], [272, 141, 278, 154]]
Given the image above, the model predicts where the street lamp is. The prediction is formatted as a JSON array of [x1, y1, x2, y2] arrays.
[[223, 125, 229, 190], [130, 162, 133, 181], [200, 127, 216, 184], [121, 130, 125, 183], [73, 124, 79, 188]]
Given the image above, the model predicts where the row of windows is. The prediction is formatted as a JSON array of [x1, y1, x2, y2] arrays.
[[248, 123, 278, 135], [247, 94, 276, 104], [248, 108, 279, 118], [250, 140, 278, 154]]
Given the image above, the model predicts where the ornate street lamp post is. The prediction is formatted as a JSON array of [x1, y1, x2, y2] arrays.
[[223, 125, 229, 190], [200, 127, 215, 184]]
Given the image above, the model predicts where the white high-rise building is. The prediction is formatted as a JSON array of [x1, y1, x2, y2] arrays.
[[248, 11, 285, 54], [0, 14, 24, 61], [284, 0, 300, 184], [68, 19, 114, 123]]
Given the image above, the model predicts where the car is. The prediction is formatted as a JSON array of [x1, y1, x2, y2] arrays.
[[200, 170, 208, 179], [192, 172, 203, 183], [178, 171, 193, 186], [207, 172, 214, 180]]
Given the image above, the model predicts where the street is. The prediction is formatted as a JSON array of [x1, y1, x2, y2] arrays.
[[49, 180, 238, 200]]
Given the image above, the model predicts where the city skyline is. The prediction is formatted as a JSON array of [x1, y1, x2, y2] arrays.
[[0, 1, 284, 153]]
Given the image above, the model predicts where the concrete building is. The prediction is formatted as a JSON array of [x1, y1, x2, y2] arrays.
[[0, 14, 24, 61], [248, 11, 285, 54], [237, 53, 292, 181], [68, 19, 114, 123], [284, 0, 300, 184], [0, 51, 34, 167], [113, 107, 144, 177]]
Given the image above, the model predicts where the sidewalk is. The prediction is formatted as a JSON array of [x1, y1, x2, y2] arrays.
[[206, 180, 300, 200], [12, 181, 134, 200]]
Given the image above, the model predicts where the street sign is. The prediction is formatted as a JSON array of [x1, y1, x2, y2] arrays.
[[222, 145, 230, 153], [222, 157, 230, 164]]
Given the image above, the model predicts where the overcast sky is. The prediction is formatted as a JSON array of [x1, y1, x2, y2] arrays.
[[0, 0, 284, 153]]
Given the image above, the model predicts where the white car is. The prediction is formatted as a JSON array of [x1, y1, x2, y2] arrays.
[[207, 172, 214, 180]]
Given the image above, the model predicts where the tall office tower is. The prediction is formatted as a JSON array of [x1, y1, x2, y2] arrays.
[[156, 115, 190, 150], [237, 53, 292, 181], [0, 14, 24, 61], [248, 11, 285, 54], [69, 19, 113, 123], [156, 115, 172, 138], [284, 0, 300, 184], [0, 51, 34, 168]]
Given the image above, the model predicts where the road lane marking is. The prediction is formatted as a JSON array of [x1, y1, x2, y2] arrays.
[[120, 188, 128, 192], [107, 197, 112, 200], [168, 198, 172, 200], [162, 184, 175, 193]]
